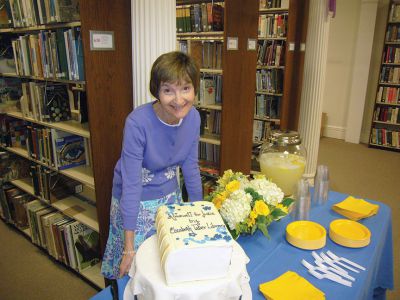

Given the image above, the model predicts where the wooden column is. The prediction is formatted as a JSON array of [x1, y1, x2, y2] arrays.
[[79, 0, 133, 254], [220, 0, 259, 174]]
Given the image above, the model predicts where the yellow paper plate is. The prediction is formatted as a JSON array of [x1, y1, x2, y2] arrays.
[[329, 219, 371, 248], [286, 221, 326, 250]]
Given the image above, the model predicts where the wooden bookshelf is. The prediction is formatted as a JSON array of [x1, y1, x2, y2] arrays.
[[176, 0, 260, 174], [0, 21, 81, 33], [368, 0, 400, 151], [0, 0, 133, 288], [6, 111, 90, 138]]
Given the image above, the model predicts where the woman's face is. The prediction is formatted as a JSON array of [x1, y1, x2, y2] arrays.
[[157, 80, 195, 124]]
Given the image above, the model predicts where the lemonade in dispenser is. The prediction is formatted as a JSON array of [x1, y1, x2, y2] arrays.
[[258, 131, 307, 196]]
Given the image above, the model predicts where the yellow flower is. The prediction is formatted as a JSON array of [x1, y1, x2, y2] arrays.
[[253, 200, 270, 216], [250, 210, 258, 219], [276, 203, 288, 214], [225, 180, 240, 193], [247, 216, 256, 227], [212, 191, 228, 209], [253, 173, 266, 180], [217, 169, 234, 187]]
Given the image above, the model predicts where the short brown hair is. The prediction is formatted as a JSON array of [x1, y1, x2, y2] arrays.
[[150, 51, 200, 99]]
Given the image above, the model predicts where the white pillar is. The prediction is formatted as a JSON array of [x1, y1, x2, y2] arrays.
[[345, 0, 379, 143], [298, 0, 331, 178], [131, 0, 176, 107]]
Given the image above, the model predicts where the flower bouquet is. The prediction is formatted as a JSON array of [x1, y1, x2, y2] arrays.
[[206, 170, 294, 239]]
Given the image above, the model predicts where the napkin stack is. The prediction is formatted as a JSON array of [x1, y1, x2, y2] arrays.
[[259, 271, 325, 300], [332, 196, 379, 221]]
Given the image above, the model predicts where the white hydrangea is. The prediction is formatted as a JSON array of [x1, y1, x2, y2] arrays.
[[219, 197, 251, 231], [249, 178, 284, 206], [230, 189, 252, 204], [237, 176, 250, 190]]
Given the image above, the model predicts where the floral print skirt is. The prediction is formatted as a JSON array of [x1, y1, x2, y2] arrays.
[[101, 189, 182, 279]]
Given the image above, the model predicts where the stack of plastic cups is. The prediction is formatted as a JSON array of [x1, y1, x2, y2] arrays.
[[291, 178, 311, 220], [312, 165, 329, 206]]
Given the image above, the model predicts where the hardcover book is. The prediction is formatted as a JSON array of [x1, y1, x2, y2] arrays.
[[43, 84, 71, 122], [50, 129, 86, 170], [71, 222, 100, 271]]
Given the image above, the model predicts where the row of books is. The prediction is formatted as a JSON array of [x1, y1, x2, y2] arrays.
[[255, 94, 281, 119], [380, 66, 400, 84], [383, 46, 400, 64], [386, 24, 400, 43], [258, 13, 288, 38], [257, 40, 285, 66], [253, 119, 273, 142], [260, 0, 289, 9], [0, 151, 31, 182], [200, 41, 223, 69], [198, 75, 222, 105], [256, 69, 284, 94], [21, 82, 70, 122], [0, 77, 22, 103], [373, 106, 400, 124], [0, 182, 34, 227], [177, 40, 188, 54], [12, 28, 84, 81], [0, 117, 27, 148], [376, 86, 400, 104], [370, 127, 400, 148], [176, 3, 224, 33], [198, 142, 220, 165], [389, 2, 400, 22], [0, 117, 89, 170], [4, 0, 79, 28], [199, 109, 221, 136], [26, 199, 99, 271], [20, 81, 87, 123], [30, 164, 82, 204]]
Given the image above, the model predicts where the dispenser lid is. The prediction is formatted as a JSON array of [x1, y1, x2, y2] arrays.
[[270, 130, 302, 146]]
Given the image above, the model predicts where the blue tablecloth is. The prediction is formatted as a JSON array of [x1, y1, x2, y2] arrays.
[[91, 191, 394, 300]]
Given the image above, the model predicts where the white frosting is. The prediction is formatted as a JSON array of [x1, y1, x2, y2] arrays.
[[125, 235, 251, 300], [155, 201, 234, 285]]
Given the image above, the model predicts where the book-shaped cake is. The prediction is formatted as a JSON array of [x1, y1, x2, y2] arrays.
[[155, 201, 233, 285]]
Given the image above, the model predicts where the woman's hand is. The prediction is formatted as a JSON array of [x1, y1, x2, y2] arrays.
[[119, 230, 135, 278], [119, 251, 135, 278]]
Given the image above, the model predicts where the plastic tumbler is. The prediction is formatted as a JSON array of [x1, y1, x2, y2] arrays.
[[312, 165, 329, 206], [291, 178, 311, 220]]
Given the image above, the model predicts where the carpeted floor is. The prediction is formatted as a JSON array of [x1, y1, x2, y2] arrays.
[[317, 137, 399, 300], [0, 137, 398, 299]]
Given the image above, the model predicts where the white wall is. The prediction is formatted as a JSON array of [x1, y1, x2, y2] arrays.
[[322, 0, 388, 142]]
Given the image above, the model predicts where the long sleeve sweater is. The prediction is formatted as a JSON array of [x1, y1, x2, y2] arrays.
[[112, 102, 203, 230]]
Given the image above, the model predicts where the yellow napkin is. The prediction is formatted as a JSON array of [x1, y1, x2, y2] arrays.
[[259, 271, 325, 300], [332, 196, 379, 221]]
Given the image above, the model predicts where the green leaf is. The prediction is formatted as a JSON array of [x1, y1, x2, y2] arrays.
[[244, 187, 263, 202], [271, 208, 287, 219], [282, 197, 295, 207], [250, 224, 257, 235], [256, 215, 267, 224], [257, 223, 270, 238]]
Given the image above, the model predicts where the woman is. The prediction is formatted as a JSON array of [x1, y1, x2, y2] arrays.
[[101, 51, 203, 279]]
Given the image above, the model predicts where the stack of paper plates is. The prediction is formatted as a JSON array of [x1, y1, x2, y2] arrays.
[[286, 221, 326, 250], [329, 219, 371, 248]]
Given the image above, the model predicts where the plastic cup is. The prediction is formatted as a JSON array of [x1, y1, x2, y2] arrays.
[[312, 165, 329, 206], [291, 178, 311, 220]]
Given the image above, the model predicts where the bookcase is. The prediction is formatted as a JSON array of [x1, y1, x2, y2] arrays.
[[176, 0, 259, 180], [176, 0, 308, 179], [0, 0, 132, 289], [369, 0, 400, 151]]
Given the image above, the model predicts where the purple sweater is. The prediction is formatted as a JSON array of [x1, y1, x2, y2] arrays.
[[112, 102, 203, 230]]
